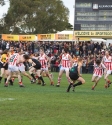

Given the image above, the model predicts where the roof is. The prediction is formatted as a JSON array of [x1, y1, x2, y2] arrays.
[[56, 30, 73, 34]]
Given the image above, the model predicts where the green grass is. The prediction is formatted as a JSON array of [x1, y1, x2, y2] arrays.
[[0, 73, 112, 125]]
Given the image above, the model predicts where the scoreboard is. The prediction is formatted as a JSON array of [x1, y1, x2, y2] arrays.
[[74, 0, 112, 31]]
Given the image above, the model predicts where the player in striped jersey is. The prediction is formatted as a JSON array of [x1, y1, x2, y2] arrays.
[[91, 59, 107, 90], [56, 48, 73, 87], [17, 48, 34, 83], [38, 48, 54, 85], [102, 51, 112, 88], [4, 52, 28, 87]]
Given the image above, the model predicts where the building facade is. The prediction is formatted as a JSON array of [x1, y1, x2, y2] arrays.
[[74, 0, 112, 39]]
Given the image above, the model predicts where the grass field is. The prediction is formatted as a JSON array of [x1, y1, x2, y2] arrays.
[[0, 73, 112, 125]]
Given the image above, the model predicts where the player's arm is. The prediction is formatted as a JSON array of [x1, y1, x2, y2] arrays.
[[0, 55, 3, 63], [45, 55, 51, 65], [78, 64, 82, 77], [58, 55, 62, 66], [16, 55, 21, 64], [101, 57, 104, 64], [7, 55, 11, 64], [27, 59, 37, 69], [101, 63, 107, 74], [28, 59, 36, 67], [68, 55, 73, 68], [59, 59, 62, 67]]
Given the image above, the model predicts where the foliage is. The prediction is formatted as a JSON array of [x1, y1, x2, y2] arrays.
[[0, 0, 5, 6], [2, 0, 70, 34], [65, 23, 73, 30]]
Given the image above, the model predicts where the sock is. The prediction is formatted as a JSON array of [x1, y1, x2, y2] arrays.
[[12, 78, 15, 82], [19, 82, 23, 85], [9, 80, 13, 85], [36, 75, 38, 79], [73, 82, 82, 87], [58, 77, 61, 85], [31, 73, 36, 80], [0, 76, 2, 82], [38, 76, 44, 84], [38, 79, 41, 83], [4, 78, 7, 83], [67, 83, 73, 91], [108, 80, 111, 84], [5, 82, 8, 85]]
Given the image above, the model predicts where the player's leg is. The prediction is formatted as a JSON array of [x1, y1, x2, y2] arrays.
[[4, 71, 13, 87], [29, 67, 36, 82], [21, 71, 33, 83], [36, 69, 43, 84], [104, 70, 111, 88], [36, 70, 45, 86], [73, 77, 85, 89], [4, 69, 14, 85], [0, 68, 5, 83], [16, 71, 24, 87], [91, 75, 97, 90], [19, 64, 33, 83], [45, 68, 54, 85], [56, 67, 64, 87], [65, 68, 71, 84], [91, 75, 101, 90], [95, 77, 101, 88], [66, 79, 76, 92]]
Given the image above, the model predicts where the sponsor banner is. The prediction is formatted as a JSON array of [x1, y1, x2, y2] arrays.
[[98, 4, 112, 10], [75, 31, 112, 37], [78, 37, 91, 41], [92, 3, 112, 10], [55, 34, 73, 40], [2, 34, 19, 41], [19, 35, 36, 41], [38, 34, 55, 41]]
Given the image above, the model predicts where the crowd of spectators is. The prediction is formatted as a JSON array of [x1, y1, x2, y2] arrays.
[[0, 39, 112, 74]]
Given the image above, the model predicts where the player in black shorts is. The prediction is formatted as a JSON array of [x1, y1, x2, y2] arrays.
[[28, 57, 45, 86], [66, 57, 85, 92], [0, 49, 9, 83]]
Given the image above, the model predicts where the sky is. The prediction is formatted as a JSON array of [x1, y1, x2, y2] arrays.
[[0, 0, 74, 25]]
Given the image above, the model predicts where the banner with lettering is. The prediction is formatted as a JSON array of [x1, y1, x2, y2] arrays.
[[75, 31, 112, 37], [38, 34, 55, 41], [78, 37, 91, 41], [19, 35, 36, 41], [2, 34, 19, 41], [55, 34, 73, 40]]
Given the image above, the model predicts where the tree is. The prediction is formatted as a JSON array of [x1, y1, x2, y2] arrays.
[[65, 23, 73, 30], [2, 0, 69, 34]]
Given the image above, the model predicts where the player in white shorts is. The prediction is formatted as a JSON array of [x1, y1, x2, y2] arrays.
[[56, 48, 73, 87], [91, 59, 107, 90], [17, 48, 34, 83], [4, 52, 24, 87], [102, 51, 112, 88], [38, 47, 54, 85]]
